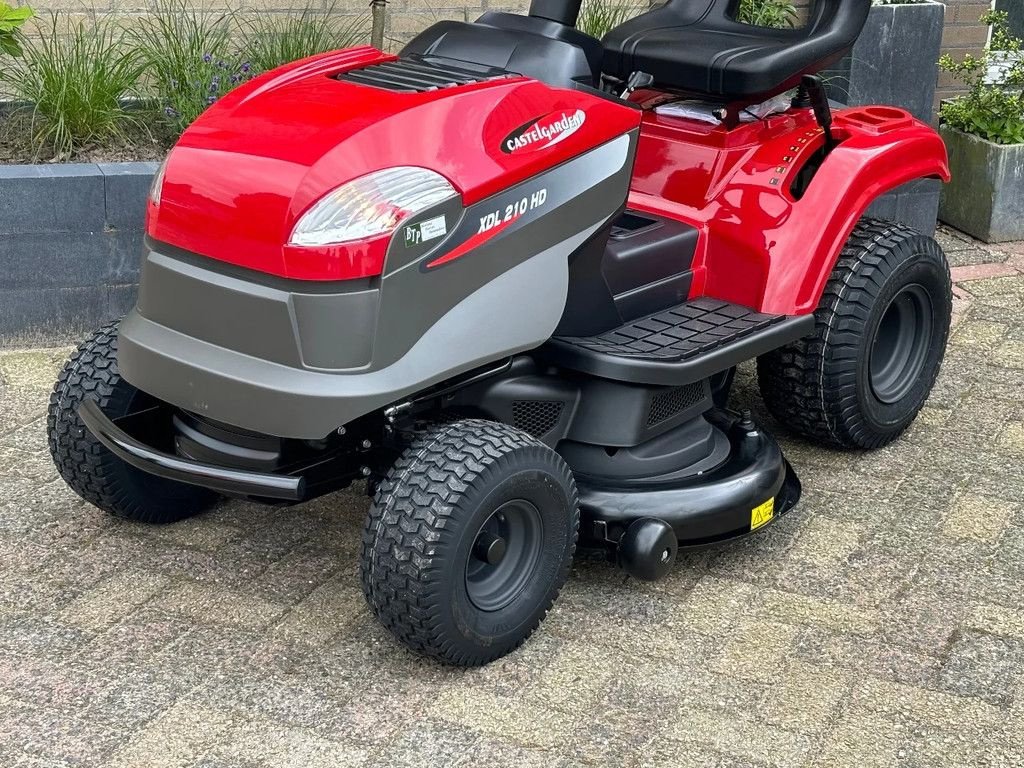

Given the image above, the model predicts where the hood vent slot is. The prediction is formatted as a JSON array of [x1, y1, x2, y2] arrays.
[[337, 55, 512, 93]]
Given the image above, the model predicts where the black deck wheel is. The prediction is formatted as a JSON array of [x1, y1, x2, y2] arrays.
[[47, 321, 218, 523], [757, 218, 952, 449], [360, 419, 579, 666]]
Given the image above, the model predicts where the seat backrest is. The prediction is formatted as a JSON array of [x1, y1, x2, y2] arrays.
[[661, 0, 867, 46], [601, 0, 870, 99]]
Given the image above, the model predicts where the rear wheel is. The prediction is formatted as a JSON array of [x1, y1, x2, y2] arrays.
[[360, 419, 579, 666], [47, 321, 218, 523], [757, 218, 952, 449]]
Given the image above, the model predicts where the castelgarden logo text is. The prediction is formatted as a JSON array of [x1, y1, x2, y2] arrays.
[[501, 110, 587, 154]]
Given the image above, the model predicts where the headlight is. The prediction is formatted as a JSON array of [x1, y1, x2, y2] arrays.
[[289, 167, 457, 247], [149, 157, 169, 206]]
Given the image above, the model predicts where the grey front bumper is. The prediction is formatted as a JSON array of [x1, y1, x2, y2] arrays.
[[117, 239, 576, 440]]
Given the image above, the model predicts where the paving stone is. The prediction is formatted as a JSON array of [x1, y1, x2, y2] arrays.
[[942, 493, 1016, 543], [58, 570, 170, 631], [937, 629, 1024, 707], [794, 626, 943, 687]]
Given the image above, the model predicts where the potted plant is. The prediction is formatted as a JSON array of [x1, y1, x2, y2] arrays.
[[938, 11, 1024, 243]]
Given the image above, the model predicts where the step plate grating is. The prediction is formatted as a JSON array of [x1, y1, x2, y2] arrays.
[[556, 298, 784, 362], [545, 298, 813, 386]]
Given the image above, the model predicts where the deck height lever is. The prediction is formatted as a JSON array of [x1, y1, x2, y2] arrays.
[[798, 74, 837, 151]]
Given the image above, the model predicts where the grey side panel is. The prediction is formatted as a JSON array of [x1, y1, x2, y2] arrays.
[[373, 132, 636, 368]]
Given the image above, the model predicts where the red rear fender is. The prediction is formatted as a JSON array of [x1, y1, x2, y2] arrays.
[[630, 106, 950, 315]]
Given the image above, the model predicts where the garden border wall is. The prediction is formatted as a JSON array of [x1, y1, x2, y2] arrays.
[[0, 162, 156, 345]]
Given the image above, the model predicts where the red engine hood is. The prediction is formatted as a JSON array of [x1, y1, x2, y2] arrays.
[[148, 46, 640, 280]]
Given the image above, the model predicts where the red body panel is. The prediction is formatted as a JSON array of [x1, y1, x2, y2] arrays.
[[629, 100, 950, 315], [148, 46, 640, 281]]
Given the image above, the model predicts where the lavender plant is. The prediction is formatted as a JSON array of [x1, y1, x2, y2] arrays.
[[133, 0, 250, 136]]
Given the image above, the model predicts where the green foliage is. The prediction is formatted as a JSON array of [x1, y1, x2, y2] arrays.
[[132, 0, 250, 137], [576, 0, 644, 40], [241, 5, 368, 74], [736, 0, 798, 29], [0, 3, 32, 57], [2, 13, 144, 156], [939, 11, 1024, 145]]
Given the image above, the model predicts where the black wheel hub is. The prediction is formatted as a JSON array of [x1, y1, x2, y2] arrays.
[[869, 284, 934, 404], [466, 500, 543, 612]]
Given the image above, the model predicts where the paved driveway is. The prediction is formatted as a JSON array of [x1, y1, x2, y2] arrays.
[[1, 228, 1023, 767]]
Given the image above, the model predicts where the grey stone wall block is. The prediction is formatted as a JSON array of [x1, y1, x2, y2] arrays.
[[100, 162, 159, 232], [825, 2, 945, 124], [0, 163, 106, 235], [0, 161, 157, 340], [868, 178, 943, 237]]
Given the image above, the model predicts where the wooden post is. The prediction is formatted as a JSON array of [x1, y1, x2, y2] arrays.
[[370, 0, 388, 51]]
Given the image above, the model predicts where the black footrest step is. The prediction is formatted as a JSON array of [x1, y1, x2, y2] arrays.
[[546, 298, 814, 385]]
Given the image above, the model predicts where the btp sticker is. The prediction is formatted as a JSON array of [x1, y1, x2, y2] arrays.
[[751, 498, 775, 531], [404, 215, 447, 247]]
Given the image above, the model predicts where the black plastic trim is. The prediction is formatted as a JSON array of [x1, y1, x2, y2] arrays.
[[338, 55, 512, 92], [78, 399, 305, 501]]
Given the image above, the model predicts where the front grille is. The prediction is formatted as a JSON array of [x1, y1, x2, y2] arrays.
[[646, 382, 705, 427], [512, 401, 564, 438], [337, 56, 512, 93]]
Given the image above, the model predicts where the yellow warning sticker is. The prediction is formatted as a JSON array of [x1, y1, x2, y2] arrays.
[[751, 498, 775, 530]]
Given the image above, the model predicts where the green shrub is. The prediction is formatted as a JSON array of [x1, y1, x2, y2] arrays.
[[939, 11, 1024, 145], [242, 5, 368, 75], [576, 0, 644, 40], [0, 2, 32, 57], [133, 0, 249, 137], [2, 13, 144, 156], [737, 0, 798, 29]]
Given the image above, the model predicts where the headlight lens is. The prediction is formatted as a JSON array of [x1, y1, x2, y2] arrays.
[[149, 156, 169, 206], [289, 167, 457, 247]]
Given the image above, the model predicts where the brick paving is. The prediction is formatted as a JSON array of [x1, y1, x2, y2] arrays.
[[1, 224, 1023, 767]]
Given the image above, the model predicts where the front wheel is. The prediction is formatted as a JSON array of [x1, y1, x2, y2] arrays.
[[757, 218, 952, 449], [47, 321, 219, 523], [360, 419, 579, 666]]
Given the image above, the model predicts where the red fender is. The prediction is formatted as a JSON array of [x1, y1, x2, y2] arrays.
[[629, 106, 950, 315]]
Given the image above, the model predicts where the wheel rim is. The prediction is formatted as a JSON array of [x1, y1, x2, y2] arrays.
[[869, 284, 934, 404], [465, 500, 544, 612]]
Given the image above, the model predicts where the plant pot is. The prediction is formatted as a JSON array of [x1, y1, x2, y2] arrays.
[[938, 124, 1024, 243], [995, 0, 1024, 41], [824, 1, 945, 123]]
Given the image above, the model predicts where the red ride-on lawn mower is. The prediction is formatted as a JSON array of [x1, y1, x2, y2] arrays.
[[48, 0, 951, 665]]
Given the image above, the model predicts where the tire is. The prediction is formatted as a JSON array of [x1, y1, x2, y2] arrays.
[[47, 320, 218, 523], [361, 419, 579, 666], [757, 218, 952, 449]]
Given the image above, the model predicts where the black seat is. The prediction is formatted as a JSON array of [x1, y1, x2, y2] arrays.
[[602, 0, 870, 99]]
